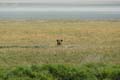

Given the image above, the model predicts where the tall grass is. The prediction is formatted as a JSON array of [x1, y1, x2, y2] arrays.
[[0, 64, 119, 80]]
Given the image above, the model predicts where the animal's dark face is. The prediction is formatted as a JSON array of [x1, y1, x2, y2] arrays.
[[56, 39, 63, 45]]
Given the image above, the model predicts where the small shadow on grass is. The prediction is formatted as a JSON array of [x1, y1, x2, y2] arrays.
[[0, 45, 83, 49], [0, 45, 49, 49]]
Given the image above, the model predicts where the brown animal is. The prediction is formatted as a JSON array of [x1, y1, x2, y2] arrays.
[[56, 39, 63, 46]]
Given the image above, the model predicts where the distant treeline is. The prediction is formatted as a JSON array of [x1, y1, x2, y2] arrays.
[[0, 64, 120, 80]]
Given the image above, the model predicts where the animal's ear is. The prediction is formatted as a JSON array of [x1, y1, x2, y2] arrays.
[[61, 40, 63, 42]]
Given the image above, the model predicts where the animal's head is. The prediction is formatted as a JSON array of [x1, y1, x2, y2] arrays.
[[56, 39, 63, 45]]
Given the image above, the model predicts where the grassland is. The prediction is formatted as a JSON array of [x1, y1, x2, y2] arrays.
[[0, 64, 120, 80], [0, 20, 120, 68]]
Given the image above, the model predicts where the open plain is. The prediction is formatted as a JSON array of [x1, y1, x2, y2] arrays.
[[0, 20, 120, 68]]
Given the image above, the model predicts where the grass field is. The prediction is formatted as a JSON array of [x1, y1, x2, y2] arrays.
[[0, 20, 120, 68], [0, 64, 120, 80]]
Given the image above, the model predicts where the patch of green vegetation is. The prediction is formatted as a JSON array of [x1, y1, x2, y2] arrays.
[[0, 64, 120, 80]]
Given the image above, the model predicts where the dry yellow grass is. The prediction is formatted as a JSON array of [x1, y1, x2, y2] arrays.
[[0, 20, 120, 68]]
